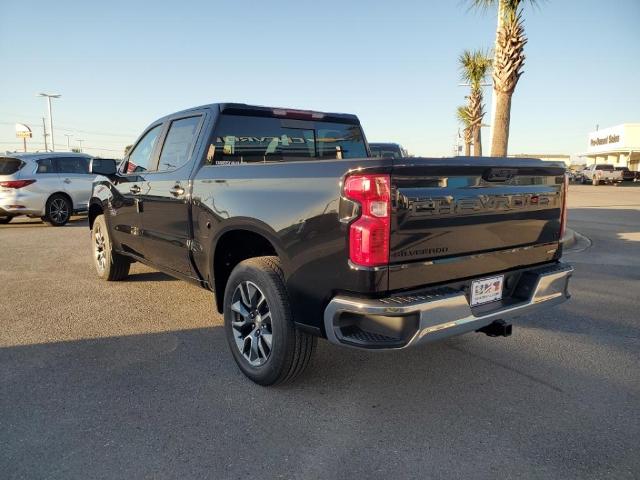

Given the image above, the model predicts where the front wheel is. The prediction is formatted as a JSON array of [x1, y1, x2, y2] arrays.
[[223, 256, 316, 385], [92, 214, 130, 281]]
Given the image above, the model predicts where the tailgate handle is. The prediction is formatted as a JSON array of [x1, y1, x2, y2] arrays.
[[484, 168, 517, 182]]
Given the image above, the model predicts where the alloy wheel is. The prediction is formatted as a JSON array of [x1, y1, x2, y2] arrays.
[[230, 281, 273, 366], [50, 198, 69, 224], [94, 223, 106, 273]]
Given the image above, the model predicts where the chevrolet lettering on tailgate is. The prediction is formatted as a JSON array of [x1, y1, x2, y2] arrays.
[[411, 193, 558, 217]]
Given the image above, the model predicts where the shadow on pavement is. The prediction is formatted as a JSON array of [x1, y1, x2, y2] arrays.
[[125, 270, 178, 282], [1, 322, 638, 479], [0, 216, 88, 229]]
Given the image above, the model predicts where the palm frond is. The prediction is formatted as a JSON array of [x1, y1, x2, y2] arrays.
[[458, 49, 492, 89], [456, 105, 472, 125], [467, 0, 543, 13]]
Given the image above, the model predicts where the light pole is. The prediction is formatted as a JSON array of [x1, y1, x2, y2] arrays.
[[76, 139, 84, 152], [64, 133, 73, 150], [38, 93, 61, 152]]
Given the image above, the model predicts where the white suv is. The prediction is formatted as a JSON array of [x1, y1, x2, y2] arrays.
[[0, 152, 95, 226]]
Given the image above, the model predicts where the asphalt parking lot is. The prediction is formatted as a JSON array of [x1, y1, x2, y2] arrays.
[[1, 184, 639, 479]]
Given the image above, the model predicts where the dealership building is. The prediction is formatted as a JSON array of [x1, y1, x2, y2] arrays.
[[580, 124, 640, 172]]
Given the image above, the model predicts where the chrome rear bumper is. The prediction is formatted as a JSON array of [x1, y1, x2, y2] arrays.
[[324, 262, 573, 350]]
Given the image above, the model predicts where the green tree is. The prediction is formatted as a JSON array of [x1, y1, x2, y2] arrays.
[[456, 105, 473, 156], [459, 49, 492, 156], [124, 144, 133, 156], [470, 0, 537, 156]]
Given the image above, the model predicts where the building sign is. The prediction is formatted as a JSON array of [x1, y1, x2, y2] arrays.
[[590, 134, 620, 147], [587, 125, 625, 153], [15, 123, 32, 138]]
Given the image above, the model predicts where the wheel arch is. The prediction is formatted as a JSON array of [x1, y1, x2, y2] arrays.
[[88, 199, 104, 230], [211, 224, 284, 313], [47, 191, 73, 209]]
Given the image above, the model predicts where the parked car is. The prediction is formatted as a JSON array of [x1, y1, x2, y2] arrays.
[[369, 142, 407, 159], [0, 152, 94, 225], [88, 103, 572, 385], [580, 164, 623, 185], [615, 166, 636, 182]]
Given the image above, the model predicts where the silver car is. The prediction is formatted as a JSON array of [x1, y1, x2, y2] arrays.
[[0, 152, 95, 226]]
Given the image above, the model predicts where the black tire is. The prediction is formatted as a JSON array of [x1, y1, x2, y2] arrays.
[[223, 256, 316, 386], [0, 216, 13, 224], [91, 214, 130, 281], [42, 194, 72, 226]]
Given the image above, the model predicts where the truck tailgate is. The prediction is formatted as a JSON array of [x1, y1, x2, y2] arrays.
[[389, 158, 565, 290]]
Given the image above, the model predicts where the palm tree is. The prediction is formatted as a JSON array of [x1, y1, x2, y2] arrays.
[[470, 0, 537, 156], [459, 50, 492, 156], [456, 106, 473, 156]]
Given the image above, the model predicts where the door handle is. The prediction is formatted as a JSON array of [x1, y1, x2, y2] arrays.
[[129, 185, 141, 194], [63, 178, 71, 184], [169, 185, 185, 197]]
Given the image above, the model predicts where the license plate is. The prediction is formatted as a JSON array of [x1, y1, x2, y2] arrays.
[[470, 275, 504, 306]]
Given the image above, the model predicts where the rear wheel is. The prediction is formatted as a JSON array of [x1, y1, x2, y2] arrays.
[[42, 194, 72, 226], [0, 216, 13, 224], [223, 256, 316, 385], [92, 214, 130, 281]]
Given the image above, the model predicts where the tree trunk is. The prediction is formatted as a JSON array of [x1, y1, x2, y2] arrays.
[[491, 91, 512, 157], [473, 126, 482, 156], [489, 0, 506, 147], [465, 141, 471, 157]]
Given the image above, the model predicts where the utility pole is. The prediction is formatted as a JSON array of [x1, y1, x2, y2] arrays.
[[77, 139, 84, 152], [64, 133, 73, 150], [38, 93, 61, 152], [42, 117, 49, 151]]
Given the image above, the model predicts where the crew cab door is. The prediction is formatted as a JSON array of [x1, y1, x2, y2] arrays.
[[110, 123, 163, 258], [140, 114, 205, 276]]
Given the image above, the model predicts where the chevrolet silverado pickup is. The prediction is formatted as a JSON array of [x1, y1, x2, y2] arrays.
[[88, 103, 573, 385]]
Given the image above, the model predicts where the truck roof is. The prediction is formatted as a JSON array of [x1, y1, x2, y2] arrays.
[[165, 103, 361, 125]]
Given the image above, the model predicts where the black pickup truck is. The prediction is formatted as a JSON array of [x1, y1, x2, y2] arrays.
[[89, 103, 573, 385]]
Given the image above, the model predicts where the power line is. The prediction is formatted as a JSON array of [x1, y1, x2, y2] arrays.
[[0, 120, 137, 137], [0, 140, 124, 152]]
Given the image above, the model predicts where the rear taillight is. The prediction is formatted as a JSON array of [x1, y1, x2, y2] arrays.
[[343, 173, 390, 267], [0, 180, 36, 189], [560, 173, 568, 239]]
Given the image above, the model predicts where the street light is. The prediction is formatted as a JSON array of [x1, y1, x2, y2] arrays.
[[37, 93, 61, 152], [76, 139, 84, 152], [64, 133, 73, 150]]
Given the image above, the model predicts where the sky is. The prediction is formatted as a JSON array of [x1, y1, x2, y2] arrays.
[[1, 0, 639, 159]]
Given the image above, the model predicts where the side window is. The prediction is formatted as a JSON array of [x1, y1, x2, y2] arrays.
[[56, 157, 89, 174], [157, 116, 201, 171], [36, 158, 55, 173], [126, 125, 162, 173]]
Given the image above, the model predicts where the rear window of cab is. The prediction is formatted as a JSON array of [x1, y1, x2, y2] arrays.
[[206, 114, 368, 165]]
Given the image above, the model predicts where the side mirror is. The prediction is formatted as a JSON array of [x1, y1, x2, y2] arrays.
[[90, 158, 117, 176]]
